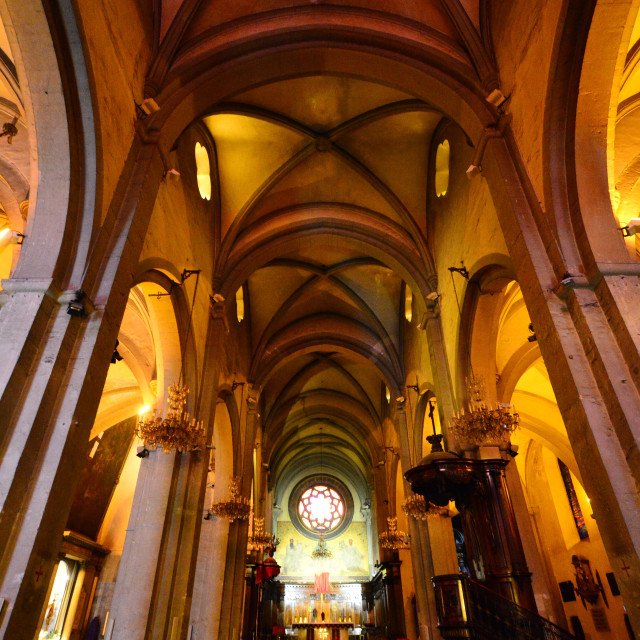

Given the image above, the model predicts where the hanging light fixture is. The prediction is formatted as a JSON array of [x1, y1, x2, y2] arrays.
[[402, 399, 449, 518], [449, 374, 519, 445], [446, 266, 519, 446], [247, 516, 280, 551], [311, 534, 333, 560], [379, 517, 410, 550], [401, 494, 449, 520], [137, 270, 205, 453], [211, 476, 252, 522]]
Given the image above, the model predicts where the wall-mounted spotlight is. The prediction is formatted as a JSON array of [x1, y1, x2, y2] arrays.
[[66, 290, 87, 318], [466, 164, 482, 179], [466, 126, 502, 180], [0, 227, 25, 247], [136, 98, 160, 119], [620, 218, 640, 237], [111, 339, 124, 363], [136, 445, 149, 458], [527, 322, 537, 343], [486, 89, 508, 109], [0, 116, 18, 144]]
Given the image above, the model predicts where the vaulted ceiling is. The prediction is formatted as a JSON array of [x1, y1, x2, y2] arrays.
[[201, 73, 445, 492]]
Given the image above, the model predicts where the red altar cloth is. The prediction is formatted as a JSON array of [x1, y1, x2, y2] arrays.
[[314, 572, 330, 593]]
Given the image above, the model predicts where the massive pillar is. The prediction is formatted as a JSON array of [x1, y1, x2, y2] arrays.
[[109, 297, 227, 640], [394, 399, 439, 640], [217, 388, 260, 640], [0, 136, 163, 640], [484, 132, 640, 633]]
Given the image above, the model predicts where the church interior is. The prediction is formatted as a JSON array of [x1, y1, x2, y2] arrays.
[[1, 1, 640, 639]]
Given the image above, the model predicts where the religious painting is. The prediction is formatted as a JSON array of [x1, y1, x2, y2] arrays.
[[276, 520, 369, 580], [66, 417, 136, 539]]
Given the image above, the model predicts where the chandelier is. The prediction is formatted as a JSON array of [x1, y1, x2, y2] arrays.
[[449, 375, 519, 445], [211, 477, 251, 522], [247, 517, 280, 551], [401, 494, 449, 520], [137, 269, 207, 455], [379, 517, 410, 550], [311, 534, 333, 560], [137, 383, 205, 453]]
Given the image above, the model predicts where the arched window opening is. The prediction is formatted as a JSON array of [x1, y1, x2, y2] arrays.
[[236, 287, 245, 322], [435, 139, 450, 197], [195, 142, 212, 201], [404, 286, 413, 322], [298, 485, 345, 532]]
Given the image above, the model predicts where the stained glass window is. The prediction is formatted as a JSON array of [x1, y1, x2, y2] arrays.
[[297, 485, 344, 532]]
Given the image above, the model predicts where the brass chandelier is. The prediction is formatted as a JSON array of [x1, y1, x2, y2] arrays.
[[311, 534, 333, 560], [401, 494, 449, 520], [137, 383, 205, 453], [379, 516, 410, 550], [211, 477, 252, 522], [136, 270, 206, 454], [247, 516, 280, 551], [450, 375, 519, 445]]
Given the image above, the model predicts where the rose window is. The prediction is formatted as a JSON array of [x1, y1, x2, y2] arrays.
[[298, 485, 345, 532]]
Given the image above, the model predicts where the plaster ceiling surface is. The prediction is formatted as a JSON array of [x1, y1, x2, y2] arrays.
[[204, 73, 440, 489], [613, 11, 640, 236], [182, 0, 468, 46], [95, 290, 157, 429]]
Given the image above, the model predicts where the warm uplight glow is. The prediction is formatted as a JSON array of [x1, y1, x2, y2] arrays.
[[195, 142, 212, 201], [0, 227, 9, 239], [385, 387, 391, 403], [236, 287, 244, 322], [435, 139, 450, 197], [139, 405, 152, 416], [404, 287, 413, 322]]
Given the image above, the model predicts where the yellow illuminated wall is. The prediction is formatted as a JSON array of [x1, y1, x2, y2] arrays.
[[275, 521, 369, 581]]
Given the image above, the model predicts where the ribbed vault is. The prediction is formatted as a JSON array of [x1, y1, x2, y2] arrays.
[[200, 73, 443, 502]]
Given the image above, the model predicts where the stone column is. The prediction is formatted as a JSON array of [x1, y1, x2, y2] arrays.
[[110, 297, 226, 640], [485, 134, 640, 633], [0, 133, 163, 640], [107, 448, 178, 640], [218, 389, 259, 640], [394, 399, 439, 640], [422, 303, 456, 446]]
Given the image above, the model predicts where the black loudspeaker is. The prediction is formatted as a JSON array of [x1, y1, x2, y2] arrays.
[[559, 581, 576, 602], [606, 571, 621, 596]]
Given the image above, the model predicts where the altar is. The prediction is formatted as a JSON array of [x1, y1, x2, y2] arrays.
[[292, 622, 354, 640]]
